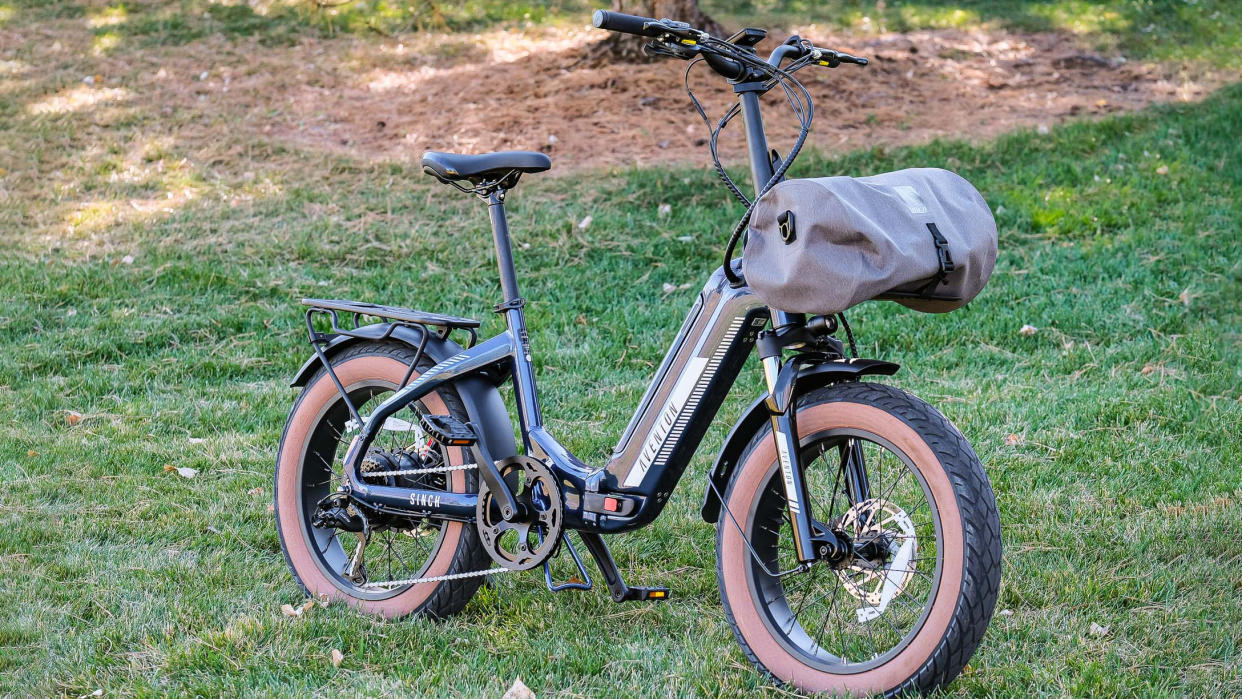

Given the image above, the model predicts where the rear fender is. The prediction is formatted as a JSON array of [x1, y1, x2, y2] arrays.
[[699, 357, 899, 523], [290, 323, 517, 464]]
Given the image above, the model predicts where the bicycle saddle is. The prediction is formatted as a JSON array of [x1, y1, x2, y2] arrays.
[[421, 151, 551, 184]]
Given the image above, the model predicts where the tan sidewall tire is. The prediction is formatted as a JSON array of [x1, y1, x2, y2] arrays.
[[275, 353, 469, 619], [719, 401, 965, 696]]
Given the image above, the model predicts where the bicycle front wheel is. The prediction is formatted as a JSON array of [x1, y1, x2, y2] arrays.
[[716, 382, 1001, 695]]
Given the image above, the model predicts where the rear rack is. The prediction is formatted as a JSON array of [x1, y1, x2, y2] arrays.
[[301, 298, 481, 427]]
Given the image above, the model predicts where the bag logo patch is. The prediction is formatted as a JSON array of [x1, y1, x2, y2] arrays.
[[893, 185, 929, 214]]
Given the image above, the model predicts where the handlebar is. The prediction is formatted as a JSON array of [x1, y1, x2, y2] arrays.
[[591, 8, 867, 77], [591, 9, 664, 38]]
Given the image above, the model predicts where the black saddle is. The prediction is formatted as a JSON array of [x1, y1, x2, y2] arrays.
[[421, 151, 551, 185]]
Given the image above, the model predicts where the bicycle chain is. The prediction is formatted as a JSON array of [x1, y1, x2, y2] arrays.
[[361, 564, 515, 589], [361, 462, 477, 478], [355, 461, 505, 589]]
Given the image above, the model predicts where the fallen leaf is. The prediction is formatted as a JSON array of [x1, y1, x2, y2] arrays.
[[164, 464, 175, 472], [1156, 165, 1169, 175], [1018, 324, 1038, 336], [280, 599, 316, 618], [1089, 622, 1110, 637], [65, 410, 83, 426], [27, 450, 38, 458], [960, 664, 975, 676], [502, 677, 536, 699], [577, 215, 592, 230], [1178, 288, 1192, 307], [247, 487, 263, 496], [1004, 434, 1024, 446], [330, 649, 344, 668]]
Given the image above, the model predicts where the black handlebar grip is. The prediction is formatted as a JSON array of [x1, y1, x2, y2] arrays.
[[839, 52, 869, 66], [592, 9, 663, 38]]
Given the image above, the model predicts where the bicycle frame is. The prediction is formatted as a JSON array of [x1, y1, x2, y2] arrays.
[[337, 54, 862, 563]]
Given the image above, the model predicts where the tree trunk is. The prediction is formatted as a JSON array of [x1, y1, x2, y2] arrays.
[[590, 0, 726, 63]]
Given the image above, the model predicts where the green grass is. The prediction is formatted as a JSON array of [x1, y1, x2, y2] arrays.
[[9, 0, 1238, 67], [3, 74, 1241, 693], [712, 0, 1242, 68]]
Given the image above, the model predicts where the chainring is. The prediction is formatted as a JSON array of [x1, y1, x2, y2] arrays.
[[475, 456, 564, 571]]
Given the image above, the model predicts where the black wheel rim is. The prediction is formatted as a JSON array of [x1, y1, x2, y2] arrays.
[[298, 381, 452, 600], [744, 428, 943, 673]]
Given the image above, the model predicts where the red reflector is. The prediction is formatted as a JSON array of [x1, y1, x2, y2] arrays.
[[603, 497, 620, 512]]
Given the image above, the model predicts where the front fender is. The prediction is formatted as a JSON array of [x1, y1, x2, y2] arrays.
[[699, 357, 899, 523], [289, 323, 517, 465]]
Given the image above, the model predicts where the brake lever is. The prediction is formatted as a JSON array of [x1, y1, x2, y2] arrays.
[[643, 18, 694, 38], [644, 38, 699, 60]]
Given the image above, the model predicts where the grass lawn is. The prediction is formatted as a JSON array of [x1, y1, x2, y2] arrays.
[[3, 2, 1241, 697]]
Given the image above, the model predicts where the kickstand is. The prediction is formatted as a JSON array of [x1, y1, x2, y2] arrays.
[[543, 532, 593, 592], [577, 532, 670, 603]]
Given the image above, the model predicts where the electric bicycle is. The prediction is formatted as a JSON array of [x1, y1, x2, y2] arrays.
[[274, 10, 1002, 695]]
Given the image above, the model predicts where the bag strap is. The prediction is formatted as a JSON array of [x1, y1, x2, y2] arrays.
[[918, 222, 956, 296]]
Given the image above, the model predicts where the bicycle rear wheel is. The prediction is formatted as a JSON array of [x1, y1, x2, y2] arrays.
[[274, 341, 490, 618]]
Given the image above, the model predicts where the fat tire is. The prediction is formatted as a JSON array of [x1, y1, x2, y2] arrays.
[[274, 341, 491, 620], [716, 381, 1002, 695]]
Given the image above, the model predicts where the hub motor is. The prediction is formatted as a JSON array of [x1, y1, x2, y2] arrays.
[[835, 497, 919, 622]]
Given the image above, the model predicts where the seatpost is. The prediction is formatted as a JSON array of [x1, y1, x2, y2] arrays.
[[486, 190, 522, 304], [484, 189, 544, 450]]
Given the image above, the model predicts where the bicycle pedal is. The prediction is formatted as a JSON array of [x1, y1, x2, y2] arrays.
[[620, 586, 670, 602], [418, 414, 477, 447]]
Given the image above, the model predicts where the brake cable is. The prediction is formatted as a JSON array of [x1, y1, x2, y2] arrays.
[[701, 39, 814, 286], [684, 59, 750, 207]]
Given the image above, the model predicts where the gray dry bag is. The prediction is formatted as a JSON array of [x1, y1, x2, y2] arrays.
[[742, 168, 998, 316]]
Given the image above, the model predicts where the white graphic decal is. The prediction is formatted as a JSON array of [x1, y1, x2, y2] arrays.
[[623, 315, 747, 488]]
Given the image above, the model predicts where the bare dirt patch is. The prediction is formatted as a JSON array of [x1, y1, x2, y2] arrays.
[[262, 25, 1224, 171], [1, 17, 1230, 249]]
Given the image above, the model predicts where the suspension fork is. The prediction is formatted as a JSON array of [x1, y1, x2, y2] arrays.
[[759, 341, 850, 564]]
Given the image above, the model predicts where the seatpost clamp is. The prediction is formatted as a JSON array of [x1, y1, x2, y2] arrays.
[[493, 297, 526, 314]]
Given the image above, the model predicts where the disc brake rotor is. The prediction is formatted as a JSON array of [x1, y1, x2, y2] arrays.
[[475, 456, 564, 571], [836, 498, 919, 621]]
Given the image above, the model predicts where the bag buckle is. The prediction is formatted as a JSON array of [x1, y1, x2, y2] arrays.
[[778, 210, 796, 244], [919, 222, 955, 295]]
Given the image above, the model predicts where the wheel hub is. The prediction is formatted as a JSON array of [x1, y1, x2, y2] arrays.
[[835, 498, 919, 622]]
